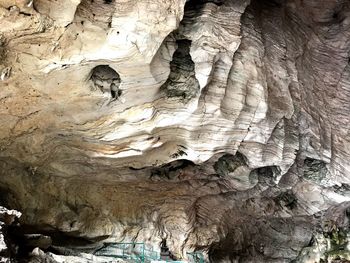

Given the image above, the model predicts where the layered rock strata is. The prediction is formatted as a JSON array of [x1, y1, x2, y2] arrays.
[[0, 0, 350, 262]]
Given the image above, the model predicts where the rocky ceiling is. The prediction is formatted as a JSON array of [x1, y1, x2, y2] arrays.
[[0, 0, 350, 262]]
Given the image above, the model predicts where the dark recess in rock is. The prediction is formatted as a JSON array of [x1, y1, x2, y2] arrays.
[[90, 65, 122, 99], [303, 158, 329, 184], [161, 39, 199, 102], [214, 152, 247, 177], [208, 216, 314, 262], [150, 159, 195, 180], [0, 36, 4, 60], [274, 190, 298, 210], [250, 166, 280, 186], [75, 0, 115, 29], [331, 183, 350, 195]]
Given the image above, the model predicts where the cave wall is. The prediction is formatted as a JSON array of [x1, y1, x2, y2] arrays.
[[0, 0, 350, 262]]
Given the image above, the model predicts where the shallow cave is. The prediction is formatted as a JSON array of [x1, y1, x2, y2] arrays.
[[90, 65, 121, 99], [160, 39, 200, 102], [249, 165, 281, 186], [214, 152, 247, 177], [74, 0, 116, 28]]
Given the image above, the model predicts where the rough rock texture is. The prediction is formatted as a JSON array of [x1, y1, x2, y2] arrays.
[[1, 0, 350, 262], [0, 206, 21, 262]]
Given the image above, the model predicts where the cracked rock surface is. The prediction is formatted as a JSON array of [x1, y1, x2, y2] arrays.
[[1, 0, 350, 262]]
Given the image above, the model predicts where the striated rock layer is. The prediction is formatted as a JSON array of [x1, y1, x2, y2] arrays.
[[0, 0, 350, 262]]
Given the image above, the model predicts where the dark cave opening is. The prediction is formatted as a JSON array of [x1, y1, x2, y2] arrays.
[[74, 0, 115, 29], [160, 39, 199, 102], [274, 190, 298, 210], [150, 159, 195, 180], [249, 165, 281, 186], [213, 152, 247, 177], [7, 224, 103, 261], [89, 65, 122, 99]]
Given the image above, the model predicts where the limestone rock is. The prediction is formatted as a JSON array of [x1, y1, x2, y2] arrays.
[[0, 0, 350, 262]]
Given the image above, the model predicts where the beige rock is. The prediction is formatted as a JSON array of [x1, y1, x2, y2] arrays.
[[0, 0, 350, 262]]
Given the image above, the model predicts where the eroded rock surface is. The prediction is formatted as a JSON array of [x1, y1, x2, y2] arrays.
[[0, 206, 21, 262], [0, 0, 350, 262]]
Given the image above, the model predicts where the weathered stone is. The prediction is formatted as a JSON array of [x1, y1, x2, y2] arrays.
[[0, 0, 350, 262]]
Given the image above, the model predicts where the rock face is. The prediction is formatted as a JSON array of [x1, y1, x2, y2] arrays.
[[0, 206, 21, 261], [0, 0, 350, 262]]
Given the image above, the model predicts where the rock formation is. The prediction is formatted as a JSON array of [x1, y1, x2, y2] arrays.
[[0, 0, 350, 262]]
